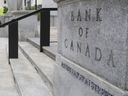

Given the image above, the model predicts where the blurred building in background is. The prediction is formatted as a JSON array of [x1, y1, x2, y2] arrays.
[[0, 0, 7, 7]]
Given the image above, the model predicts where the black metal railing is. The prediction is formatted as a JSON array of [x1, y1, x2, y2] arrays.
[[0, 8, 57, 59]]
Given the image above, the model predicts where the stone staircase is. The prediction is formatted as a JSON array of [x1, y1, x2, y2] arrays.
[[27, 37, 57, 60], [0, 38, 57, 96], [19, 42, 56, 94], [0, 38, 18, 96]]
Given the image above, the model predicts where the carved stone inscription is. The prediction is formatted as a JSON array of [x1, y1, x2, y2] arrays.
[[60, 1, 127, 89], [61, 63, 113, 96], [63, 8, 115, 67]]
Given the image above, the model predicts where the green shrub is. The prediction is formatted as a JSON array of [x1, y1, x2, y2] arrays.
[[3, 6, 8, 14]]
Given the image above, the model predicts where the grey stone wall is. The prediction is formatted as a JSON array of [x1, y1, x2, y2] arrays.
[[53, 0, 128, 96]]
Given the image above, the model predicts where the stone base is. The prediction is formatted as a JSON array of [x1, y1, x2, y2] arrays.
[[53, 54, 128, 96]]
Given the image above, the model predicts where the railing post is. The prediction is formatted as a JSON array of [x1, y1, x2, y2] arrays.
[[40, 9, 50, 52], [9, 21, 18, 59]]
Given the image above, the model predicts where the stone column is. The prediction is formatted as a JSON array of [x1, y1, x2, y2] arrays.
[[7, 0, 23, 11], [42, 0, 57, 27], [53, 0, 128, 96]]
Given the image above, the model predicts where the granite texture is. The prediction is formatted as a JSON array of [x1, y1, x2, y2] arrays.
[[53, 54, 128, 96], [55, 0, 128, 90]]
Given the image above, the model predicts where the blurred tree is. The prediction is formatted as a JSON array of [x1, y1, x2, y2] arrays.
[[3, 6, 8, 14], [0, 7, 4, 16]]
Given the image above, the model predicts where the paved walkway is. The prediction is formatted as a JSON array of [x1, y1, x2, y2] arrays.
[[0, 38, 18, 96], [10, 51, 52, 96], [0, 38, 56, 96], [19, 42, 56, 93], [0, 25, 58, 96]]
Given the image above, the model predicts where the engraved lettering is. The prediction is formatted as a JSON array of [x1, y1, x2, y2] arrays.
[[71, 11, 75, 21], [85, 9, 91, 21], [70, 40, 74, 51], [64, 39, 68, 48], [77, 42, 82, 53], [85, 44, 90, 58], [79, 74, 85, 82], [79, 27, 83, 37], [95, 47, 102, 61], [107, 50, 115, 67], [61, 63, 114, 96], [96, 8, 102, 21], [77, 9, 82, 21], [85, 28, 89, 38]]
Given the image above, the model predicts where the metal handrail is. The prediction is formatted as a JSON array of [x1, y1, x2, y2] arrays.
[[0, 8, 57, 27], [0, 8, 58, 59]]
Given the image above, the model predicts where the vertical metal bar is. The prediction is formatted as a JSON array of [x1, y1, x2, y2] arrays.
[[40, 9, 50, 52], [9, 21, 18, 58]]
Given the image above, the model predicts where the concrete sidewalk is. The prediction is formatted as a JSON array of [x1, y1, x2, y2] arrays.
[[0, 38, 55, 96], [0, 38, 18, 96]]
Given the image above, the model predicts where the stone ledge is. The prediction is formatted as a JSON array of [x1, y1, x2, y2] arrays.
[[0, 38, 18, 96], [54, 54, 128, 96], [10, 51, 52, 96], [19, 42, 57, 95]]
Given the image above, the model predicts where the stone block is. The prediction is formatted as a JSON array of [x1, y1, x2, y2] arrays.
[[53, 54, 128, 96], [54, 0, 128, 90]]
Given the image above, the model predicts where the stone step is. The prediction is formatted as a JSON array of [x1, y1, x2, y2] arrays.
[[27, 38, 57, 60], [27, 38, 40, 50], [42, 43, 57, 61], [10, 50, 52, 96], [0, 38, 19, 96], [19, 42, 56, 95]]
